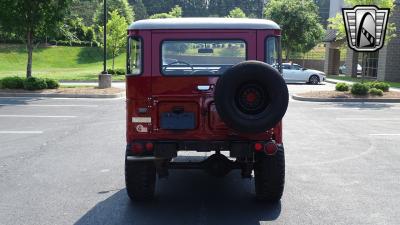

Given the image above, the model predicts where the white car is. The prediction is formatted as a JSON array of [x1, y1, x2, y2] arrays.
[[279, 63, 326, 84], [339, 63, 362, 75]]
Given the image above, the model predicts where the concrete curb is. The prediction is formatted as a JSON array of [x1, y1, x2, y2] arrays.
[[0, 92, 125, 99], [292, 94, 400, 103], [59, 80, 125, 83]]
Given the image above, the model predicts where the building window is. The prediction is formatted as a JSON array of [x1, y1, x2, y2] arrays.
[[361, 52, 378, 78]]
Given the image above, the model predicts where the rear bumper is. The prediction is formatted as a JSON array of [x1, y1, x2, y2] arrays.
[[126, 140, 274, 159]]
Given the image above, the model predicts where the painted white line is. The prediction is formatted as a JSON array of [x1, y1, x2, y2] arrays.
[[336, 118, 400, 121], [0, 115, 76, 118], [0, 131, 43, 134], [0, 104, 98, 107], [314, 107, 400, 110], [369, 134, 400, 136]]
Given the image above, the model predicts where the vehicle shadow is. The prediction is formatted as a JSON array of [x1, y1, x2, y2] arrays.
[[74, 170, 281, 225]]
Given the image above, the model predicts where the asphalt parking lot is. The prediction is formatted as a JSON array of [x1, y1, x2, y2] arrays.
[[0, 83, 399, 225]]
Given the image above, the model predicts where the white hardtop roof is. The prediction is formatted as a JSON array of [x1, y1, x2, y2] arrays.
[[129, 18, 280, 30]]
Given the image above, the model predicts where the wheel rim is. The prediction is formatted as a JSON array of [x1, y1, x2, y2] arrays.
[[235, 83, 269, 115], [310, 76, 319, 84]]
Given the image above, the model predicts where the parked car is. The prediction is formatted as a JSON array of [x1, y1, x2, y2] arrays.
[[125, 18, 289, 202], [339, 63, 362, 75], [278, 63, 326, 84]]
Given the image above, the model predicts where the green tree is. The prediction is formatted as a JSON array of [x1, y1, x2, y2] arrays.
[[129, 0, 148, 20], [94, 0, 134, 25], [70, 0, 98, 26], [264, 0, 325, 60], [328, 0, 396, 43], [99, 11, 128, 70], [209, 0, 264, 18], [0, 0, 72, 78], [143, 0, 175, 16], [226, 7, 247, 18], [149, 5, 182, 19]]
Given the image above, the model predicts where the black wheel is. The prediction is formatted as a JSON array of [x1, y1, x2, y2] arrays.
[[214, 61, 289, 134], [309, 75, 320, 85], [125, 159, 156, 201], [254, 145, 285, 202]]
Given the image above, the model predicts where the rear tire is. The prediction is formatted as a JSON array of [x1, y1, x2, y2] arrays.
[[254, 145, 285, 202], [125, 159, 156, 201]]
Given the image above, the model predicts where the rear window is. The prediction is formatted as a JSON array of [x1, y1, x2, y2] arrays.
[[161, 40, 246, 76]]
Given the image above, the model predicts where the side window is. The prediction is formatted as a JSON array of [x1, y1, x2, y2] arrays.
[[265, 36, 278, 65], [293, 65, 301, 70], [282, 64, 290, 70], [127, 37, 142, 75]]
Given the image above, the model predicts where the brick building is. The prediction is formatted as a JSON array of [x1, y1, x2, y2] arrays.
[[324, 0, 400, 82]]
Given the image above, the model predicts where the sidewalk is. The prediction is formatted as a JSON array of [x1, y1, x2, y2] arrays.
[[60, 81, 126, 89], [326, 78, 400, 92]]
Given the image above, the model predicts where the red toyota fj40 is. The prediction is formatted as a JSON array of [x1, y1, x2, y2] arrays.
[[125, 18, 289, 202]]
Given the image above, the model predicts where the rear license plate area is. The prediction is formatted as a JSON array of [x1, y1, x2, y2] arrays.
[[160, 112, 196, 130]]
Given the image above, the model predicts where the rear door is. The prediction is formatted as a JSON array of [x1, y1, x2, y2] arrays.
[[150, 30, 256, 138]]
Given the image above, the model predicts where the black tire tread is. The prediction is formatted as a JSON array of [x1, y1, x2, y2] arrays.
[[254, 145, 285, 202], [125, 160, 156, 201]]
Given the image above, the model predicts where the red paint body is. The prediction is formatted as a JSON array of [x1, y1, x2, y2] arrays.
[[126, 28, 283, 146]]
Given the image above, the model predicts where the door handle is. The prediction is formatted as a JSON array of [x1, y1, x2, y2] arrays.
[[197, 85, 211, 91]]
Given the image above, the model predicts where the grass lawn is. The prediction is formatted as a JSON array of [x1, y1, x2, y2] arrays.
[[328, 75, 400, 88], [0, 44, 126, 81]]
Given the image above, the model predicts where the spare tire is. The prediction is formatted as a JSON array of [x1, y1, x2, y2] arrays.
[[214, 61, 289, 134]]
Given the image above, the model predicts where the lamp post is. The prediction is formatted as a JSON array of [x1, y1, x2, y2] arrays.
[[98, 0, 111, 88], [103, 0, 107, 74]]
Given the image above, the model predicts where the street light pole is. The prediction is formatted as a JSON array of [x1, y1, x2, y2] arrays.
[[103, 0, 107, 74], [98, 0, 111, 88]]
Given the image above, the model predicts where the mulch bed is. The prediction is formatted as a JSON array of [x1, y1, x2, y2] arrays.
[[0, 87, 124, 95], [298, 91, 400, 99]]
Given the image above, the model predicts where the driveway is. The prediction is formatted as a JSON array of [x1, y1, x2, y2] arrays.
[[0, 83, 399, 225]]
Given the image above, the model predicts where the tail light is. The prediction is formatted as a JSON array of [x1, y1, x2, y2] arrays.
[[265, 141, 278, 155], [145, 142, 154, 151], [254, 142, 264, 152], [131, 143, 144, 154]]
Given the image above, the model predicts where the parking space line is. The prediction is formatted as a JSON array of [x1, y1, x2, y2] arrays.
[[314, 107, 400, 110], [336, 118, 400, 121], [0, 104, 98, 107], [0, 115, 76, 118], [0, 131, 43, 134], [369, 134, 400, 136]]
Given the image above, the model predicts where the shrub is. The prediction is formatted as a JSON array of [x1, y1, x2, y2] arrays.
[[1, 76, 24, 89], [335, 82, 349, 92], [107, 69, 116, 75], [107, 68, 125, 75], [369, 88, 383, 96], [23, 77, 47, 90], [115, 68, 125, 75], [351, 83, 369, 95], [367, 81, 390, 92], [44, 78, 60, 89]]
